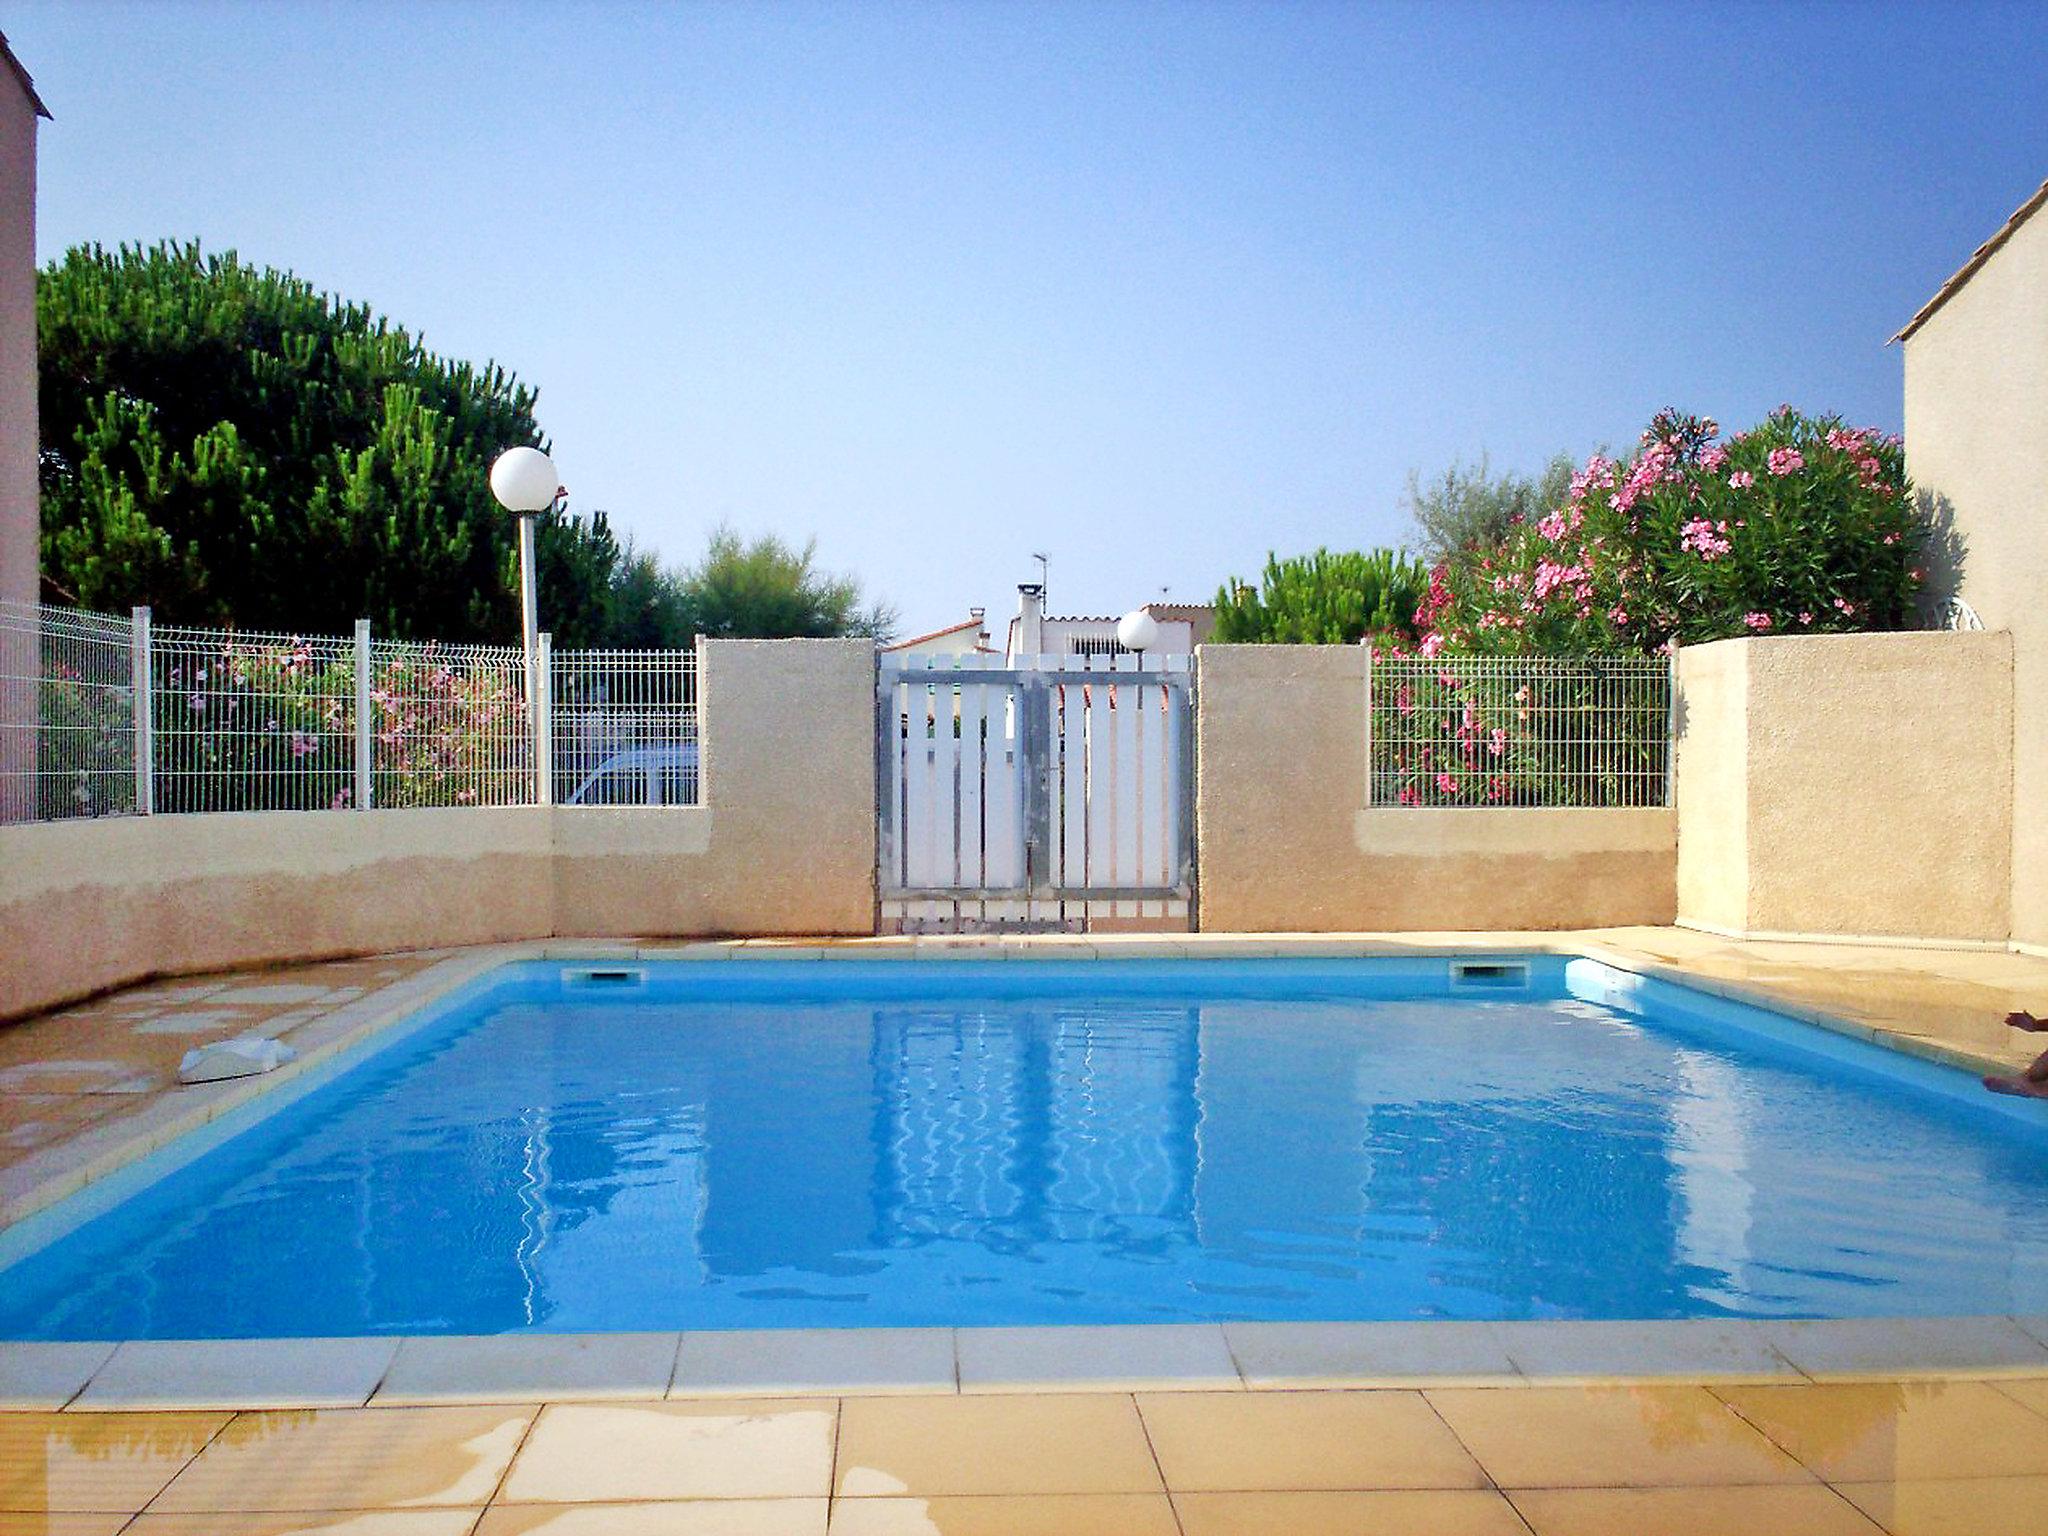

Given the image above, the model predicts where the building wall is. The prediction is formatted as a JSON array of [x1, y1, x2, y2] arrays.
[[0, 640, 877, 1020], [1674, 631, 2013, 942], [0, 56, 40, 826], [1674, 640, 1750, 934], [1195, 645, 1677, 932], [0, 52, 34, 611], [1902, 202, 2048, 946]]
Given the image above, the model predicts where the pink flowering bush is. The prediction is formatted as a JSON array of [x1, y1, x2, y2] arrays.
[[1372, 407, 1923, 806], [152, 637, 530, 811], [1417, 407, 1925, 656]]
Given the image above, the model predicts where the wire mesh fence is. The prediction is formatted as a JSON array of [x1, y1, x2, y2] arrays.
[[551, 648, 699, 806], [370, 637, 534, 808], [1369, 653, 1673, 808], [150, 624, 363, 813], [0, 600, 138, 823]]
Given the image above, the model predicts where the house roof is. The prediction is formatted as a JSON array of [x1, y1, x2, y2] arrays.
[[1893, 175, 2048, 344], [0, 33, 51, 120], [880, 616, 987, 652]]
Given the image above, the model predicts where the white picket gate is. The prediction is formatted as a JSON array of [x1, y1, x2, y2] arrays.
[[877, 652, 1195, 932]]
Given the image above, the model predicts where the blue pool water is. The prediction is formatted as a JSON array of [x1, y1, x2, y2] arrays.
[[2, 957, 2046, 1339]]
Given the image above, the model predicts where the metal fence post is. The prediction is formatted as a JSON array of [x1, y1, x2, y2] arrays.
[[354, 619, 373, 810], [534, 630, 554, 806], [130, 606, 153, 815], [1361, 641, 1374, 808], [1665, 645, 1681, 808]]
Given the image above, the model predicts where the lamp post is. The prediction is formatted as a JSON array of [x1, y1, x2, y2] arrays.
[[1117, 607, 1161, 658], [489, 446, 562, 800]]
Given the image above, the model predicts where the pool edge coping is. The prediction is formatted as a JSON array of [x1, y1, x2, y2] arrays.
[[3, 932, 2043, 1407]]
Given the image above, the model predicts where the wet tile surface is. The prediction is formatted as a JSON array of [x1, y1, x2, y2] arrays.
[[1136, 1389, 1487, 1492], [500, 1400, 835, 1504], [1424, 1384, 1812, 1488], [1714, 1379, 2048, 1481], [148, 1406, 532, 1512], [0, 1411, 228, 1513], [834, 1395, 1161, 1498]]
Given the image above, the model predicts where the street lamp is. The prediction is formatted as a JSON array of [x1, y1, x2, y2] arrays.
[[1117, 607, 1161, 656], [489, 446, 561, 669], [490, 446, 562, 802]]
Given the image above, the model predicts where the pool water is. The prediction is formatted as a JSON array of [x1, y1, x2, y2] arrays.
[[3, 957, 2045, 1339]]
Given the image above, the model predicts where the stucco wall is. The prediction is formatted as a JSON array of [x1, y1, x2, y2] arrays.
[[1674, 631, 2013, 941], [0, 59, 40, 826], [1674, 640, 1749, 933], [1195, 645, 1677, 932], [0, 640, 877, 1020], [1902, 201, 2048, 946], [0, 58, 35, 611]]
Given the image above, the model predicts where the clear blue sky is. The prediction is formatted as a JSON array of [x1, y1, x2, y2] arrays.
[[10, 1, 2048, 637]]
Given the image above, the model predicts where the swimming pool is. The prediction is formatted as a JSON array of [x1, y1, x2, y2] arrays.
[[2, 956, 2045, 1340]]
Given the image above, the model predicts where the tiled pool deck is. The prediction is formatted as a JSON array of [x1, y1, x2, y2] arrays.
[[3, 928, 2048, 1533]]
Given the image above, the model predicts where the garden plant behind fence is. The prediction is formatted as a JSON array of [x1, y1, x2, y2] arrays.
[[1369, 653, 1673, 808], [0, 602, 697, 821]]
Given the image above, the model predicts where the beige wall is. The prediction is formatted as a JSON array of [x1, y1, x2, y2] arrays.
[[1674, 640, 1749, 933], [0, 640, 877, 1020], [0, 51, 35, 611], [1902, 201, 2048, 946], [0, 54, 40, 828], [1196, 645, 1677, 932], [1675, 631, 2013, 942]]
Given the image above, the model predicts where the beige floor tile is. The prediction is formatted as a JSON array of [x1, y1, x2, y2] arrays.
[[1761, 1316, 2048, 1378], [1507, 1485, 1883, 1536], [150, 1406, 532, 1511], [500, 1400, 834, 1503], [1424, 1385, 1810, 1488], [0, 1515, 132, 1536], [1716, 1379, 2048, 1481], [0, 1345, 117, 1411], [671, 1329, 955, 1397], [956, 1326, 1237, 1393], [127, 1514, 483, 1536], [826, 1493, 1179, 1535], [834, 1395, 1161, 1498], [0, 1411, 227, 1513], [0, 1097, 126, 1154], [1833, 1474, 2048, 1536], [1495, 1319, 1798, 1383], [477, 1499, 827, 1535], [75, 1338, 399, 1410], [1995, 1375, 2048, 1418], [1223, 1322, 1517, 1388], [375, 1333, 678, 1404], [1136, 1389, 1486, 1492], [1172, 1488, 1528, 1536]]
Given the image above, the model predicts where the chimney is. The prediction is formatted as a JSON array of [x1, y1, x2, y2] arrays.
[[1015, 584, 1045, 658], [969, 605, 987, 647]]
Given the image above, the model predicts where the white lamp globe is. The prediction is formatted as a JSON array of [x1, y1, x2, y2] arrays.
[[489, 446, 560, 514], [1117, 607, 1161, 653]]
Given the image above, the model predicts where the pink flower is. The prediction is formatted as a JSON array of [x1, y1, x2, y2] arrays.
[[1908, 567, 1926, 583], [1435, 772, 1459, 795], [1742, 611, 1772, 631], [1680, 517, 1732, 560], [289, 731, 317, 759], [1488, 727, 1508, 757], [1728, 470, 1754, 489], [330, 788, 352, 810], [1766, 447, 1805, 477], [1397, 785, 1421, 806], [1833, 597, 1856, 616], [1418, 632, 1446, 658], [1882, 531, 1900, 545], [1700, 444, 1729, 472], [1798, 611, 1814, 625], [1607, 605, 1629, 626]]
